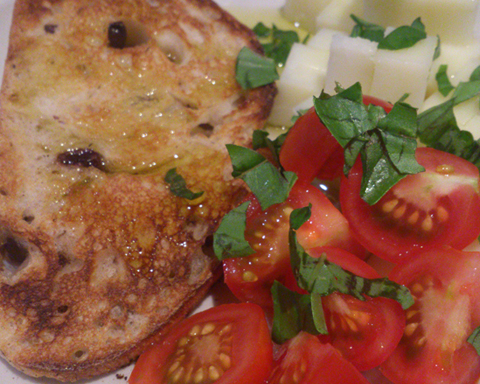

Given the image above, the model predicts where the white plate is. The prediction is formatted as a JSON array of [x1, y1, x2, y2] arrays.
[[0, 0, 285, 383]]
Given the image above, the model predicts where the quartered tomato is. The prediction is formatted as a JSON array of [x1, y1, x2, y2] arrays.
[[340, 147, 480, 263], [267, 332, 370, 384], [381, 246, 480, 384], [308, 247, 405, 371], [128, 303, 272, 384], [279, 95, 393, 182], [223, 181, 365, 308]]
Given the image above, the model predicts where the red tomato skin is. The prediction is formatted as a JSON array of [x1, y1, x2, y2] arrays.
[[340, 147, 480, 263], [268, 332, 370, 384], [279, 107, 342, 182], [223, 181, 366, 309], [381, 247, 480, 384], [306, 247, 406, 372], [279, 96, 393, 183], [128, 303, 273, 384]]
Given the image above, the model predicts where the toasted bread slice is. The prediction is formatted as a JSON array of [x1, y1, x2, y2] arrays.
[[0, 0, 275, 381]]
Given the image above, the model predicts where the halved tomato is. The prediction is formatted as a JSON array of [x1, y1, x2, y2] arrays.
[[308, 247, 406, 371], [381, 246, 480, 384], [279, 95, 393, 182], [223, 181, 365, 308], [128, 303, 272, 384], [340, 147, 480, 263], [268, 331, 370, 384]]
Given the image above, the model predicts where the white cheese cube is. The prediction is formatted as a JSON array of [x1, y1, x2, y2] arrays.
[[268, 43, 328, 126], [315, 0, 363, 33], [363, 0, 480, 44], [369, 35, 437, 107], [281, 0, 333, 33], [307, 28, 347, 51], [427, 43, 480, 97], [324, 34, 378, 95]]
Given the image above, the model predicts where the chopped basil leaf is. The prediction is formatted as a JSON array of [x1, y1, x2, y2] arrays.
[[252, 22, 270, 38], [213, 201, 254, 260], [350, 14, 385, 43], [253, 23, 300, 66], [435, 64, 454, 97], [433, 35, 441, 60], [289, 206, 414, 310], [378, 17, 426, 50], [468, 327, 480, 355], [350, 15, 427, 51], [418, 65, 480, 170], [165, 168, 204, 200], [271, 281, 323, 344], [235, 47, 279, 89], [252, 129, 288, 166], [314, 83, 424, 205], [226, 144, 297, 210]]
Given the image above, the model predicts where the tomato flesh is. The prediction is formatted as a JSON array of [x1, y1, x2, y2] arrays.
[[223, 181, 365, 308], [128, 303, 272, 384], [307, 247, 405, 371], [340, 147, 480, 263], [279, 95, 393, 183], [381, 247, 480, 384], [268, 332, 370, 384]]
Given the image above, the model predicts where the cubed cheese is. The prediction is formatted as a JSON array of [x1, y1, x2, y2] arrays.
[[268, 43, 328, 126], [281, 0, 333, 33], [369, 35, 437, 107], [363, 0, 480, 44], [307, 28, 347, 51], [324, 34, 378, 94], [315, 0, 363, 33]]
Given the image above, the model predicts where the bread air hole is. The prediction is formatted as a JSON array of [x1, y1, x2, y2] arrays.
[[155, 31, 187, 64], [72, 349, 88, 362], [0, 237, 29, 273], [191, 123, 214, 137]]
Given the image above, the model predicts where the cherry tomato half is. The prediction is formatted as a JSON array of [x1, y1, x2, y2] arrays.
[[279, 95, 393, 183], [128, 303, 272, 384], [340, 147, 480, 263], [381, 247, 480, 384], [308, 247, 405, 371], [223, 181, 365, 309], [268, 332, 370, 384]]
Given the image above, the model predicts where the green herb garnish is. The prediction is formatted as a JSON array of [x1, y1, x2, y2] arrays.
[[468, 327, 480, 355], [252, 129, 288, 167], [235, 47, 279, 89], [226, 144, 297, 210], [350, 15, 427, 51], [436, 64, 454, 97], [213, 201, 254, 260], [314, 82, 424, 205], [253, 22, 301, 66], [165, 168, 203, 200], [271, 206, 414, 343]]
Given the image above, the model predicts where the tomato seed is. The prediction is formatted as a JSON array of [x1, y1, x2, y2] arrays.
[[404, 322, 419, 337], [436, 206, 449, 222], [345, 317, 359, 332], [382, 199, 399, 213], [201, 323, 215, 335], [219, 353, 231, 369], [411, 283, 424, 295], [193, 368, 204, 383], [393, 204, 407, 219], [421, 216, 433, 232], [408, 211, 419, 225], [242, 271, 258, 282], [436, 164, 455, 175], [189, 325, 201, 336], [208, 365, 221, 380]]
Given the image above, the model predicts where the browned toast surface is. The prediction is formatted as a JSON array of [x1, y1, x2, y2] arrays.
[[0, 0, 275, 380]]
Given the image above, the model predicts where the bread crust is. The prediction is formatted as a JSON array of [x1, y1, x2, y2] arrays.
[[0, 0, 276, 381]]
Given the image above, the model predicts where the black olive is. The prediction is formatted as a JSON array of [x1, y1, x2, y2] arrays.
[[108, 21, 127, 49], [57, 148, 105, 171]]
